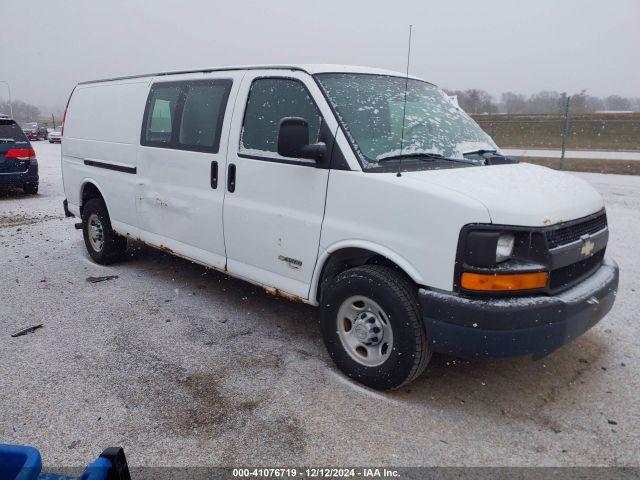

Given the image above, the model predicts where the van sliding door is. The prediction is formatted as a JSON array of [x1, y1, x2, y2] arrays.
[[135, 72, 242, 268]]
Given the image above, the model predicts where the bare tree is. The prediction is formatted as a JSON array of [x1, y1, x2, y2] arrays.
[[566, 90, 589, 114], [501, 92, 527, 114], [527, 91, 561, 114], [604, 95, 632, 111], [0, 100, 41, 123], [448, 88, 640, 114], [585, 95, 605, 112], [445, 89, 497, 114]]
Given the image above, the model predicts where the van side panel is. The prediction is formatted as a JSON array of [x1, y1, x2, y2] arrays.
[[62, 80, 149, 226], [318, 170, 492, 293]]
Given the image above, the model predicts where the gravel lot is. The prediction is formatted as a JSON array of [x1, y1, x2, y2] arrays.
[[1, 142, 638, 467]]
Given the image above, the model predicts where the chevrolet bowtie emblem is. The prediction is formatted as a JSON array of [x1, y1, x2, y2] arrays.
[[581, 237, 595, 257]]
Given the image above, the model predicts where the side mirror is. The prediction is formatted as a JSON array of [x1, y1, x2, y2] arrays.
[[277, 117, 326, 161]]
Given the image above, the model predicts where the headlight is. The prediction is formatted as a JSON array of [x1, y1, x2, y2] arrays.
[[496, 233, 515, 263], [457, 226, 550, 294]]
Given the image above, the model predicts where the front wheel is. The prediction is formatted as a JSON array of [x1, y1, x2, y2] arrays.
[[320, 265, 430, 390], [82, 198, 127, 264]]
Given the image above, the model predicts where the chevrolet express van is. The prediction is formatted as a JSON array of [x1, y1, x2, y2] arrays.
[[61, 64, 618, 390]]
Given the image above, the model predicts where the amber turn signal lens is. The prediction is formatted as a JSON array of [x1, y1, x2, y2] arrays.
[[461, 271, 548, 291]]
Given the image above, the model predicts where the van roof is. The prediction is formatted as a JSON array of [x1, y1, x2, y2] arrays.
[[77, 64, 429, 86]]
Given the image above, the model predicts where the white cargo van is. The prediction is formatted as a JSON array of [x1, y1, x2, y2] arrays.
[[61, 64, 618, 390]]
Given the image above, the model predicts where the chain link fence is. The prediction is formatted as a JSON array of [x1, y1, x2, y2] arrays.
[[473, 113, 640, 151], [472, 113, 640, 174]]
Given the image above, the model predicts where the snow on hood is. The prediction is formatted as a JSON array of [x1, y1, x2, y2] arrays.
[[403, 162, 604, 227]]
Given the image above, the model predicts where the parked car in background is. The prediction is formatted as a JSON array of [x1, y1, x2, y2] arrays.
[[0, 113, 11, 120], [0, 119, 39, 194], [48, 126, 62, 143], [21, 122, 48, 140]]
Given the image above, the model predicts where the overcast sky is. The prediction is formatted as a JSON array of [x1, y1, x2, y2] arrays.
[[1, 0, 638, 111]]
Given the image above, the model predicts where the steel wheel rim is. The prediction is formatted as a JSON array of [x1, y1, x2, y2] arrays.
[[336, 295, 394, 367], [87, 213, 105, 252]]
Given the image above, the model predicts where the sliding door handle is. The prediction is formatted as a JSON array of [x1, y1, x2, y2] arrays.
[[227, 163, 236, 192], [210, 161, 218, 189]]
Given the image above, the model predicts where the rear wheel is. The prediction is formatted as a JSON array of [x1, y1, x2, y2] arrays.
[[82, 198, 127, 264], [320, 264, 430, 390], [23, 183, 38, 194]]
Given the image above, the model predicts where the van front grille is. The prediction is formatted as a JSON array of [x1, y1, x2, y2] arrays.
[[549, 249, 605, 291], [545, 212, 607, 249]]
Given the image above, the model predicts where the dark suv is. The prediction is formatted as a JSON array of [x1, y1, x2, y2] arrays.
[[0, 120, 39, 194], [21, 122, 48, 141]]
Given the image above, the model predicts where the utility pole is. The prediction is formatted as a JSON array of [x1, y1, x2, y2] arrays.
[[51, 113, 56, 128], [560, 95, 571, 170], [0, 81, 13, 119]]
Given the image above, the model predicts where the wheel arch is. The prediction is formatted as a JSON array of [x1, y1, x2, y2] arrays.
[[79, 180, 108, 217], [310, 240, 424, 305]]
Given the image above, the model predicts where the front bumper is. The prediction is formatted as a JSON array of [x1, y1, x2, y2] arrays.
[[419, 258, 619, 359], [0, 160, 38, 186]]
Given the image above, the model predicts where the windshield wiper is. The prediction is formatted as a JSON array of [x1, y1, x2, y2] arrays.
[[462, 148, 518, 165], [461, 149, 499, 166], [377, 152, 446, 163], [462, 149, 500, 157]]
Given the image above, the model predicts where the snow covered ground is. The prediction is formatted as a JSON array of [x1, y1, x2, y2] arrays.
[[0, 142, 638, 467], [503, 148, 640, 161]]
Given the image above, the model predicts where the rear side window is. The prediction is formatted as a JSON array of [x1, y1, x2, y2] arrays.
[[141, 79, 232, 152], [144, 85, 181, 145], [0, 121, 28, 144], [178, 83, 229, 151], [240, 78, 321, 155]]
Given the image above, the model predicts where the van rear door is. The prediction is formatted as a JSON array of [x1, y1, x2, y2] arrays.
[[136, 72, 240, 269]]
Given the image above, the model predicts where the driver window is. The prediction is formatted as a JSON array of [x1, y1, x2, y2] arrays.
[[240, 78, 321, 154]]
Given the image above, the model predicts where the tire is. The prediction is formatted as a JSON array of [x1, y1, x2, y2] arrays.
[[23, 183, 38, 194], [320, 264, 430, 390], [82, 198, 127, 264]]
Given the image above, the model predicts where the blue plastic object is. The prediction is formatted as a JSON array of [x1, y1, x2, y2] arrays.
[[0, 444, 41, 480], [0, 445, 113, 480]]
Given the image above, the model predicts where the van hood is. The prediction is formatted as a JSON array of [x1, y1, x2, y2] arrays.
[[403, 162, 604, 227]]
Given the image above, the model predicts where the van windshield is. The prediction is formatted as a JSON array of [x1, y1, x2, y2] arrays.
[[315, 73, 500, 171]]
